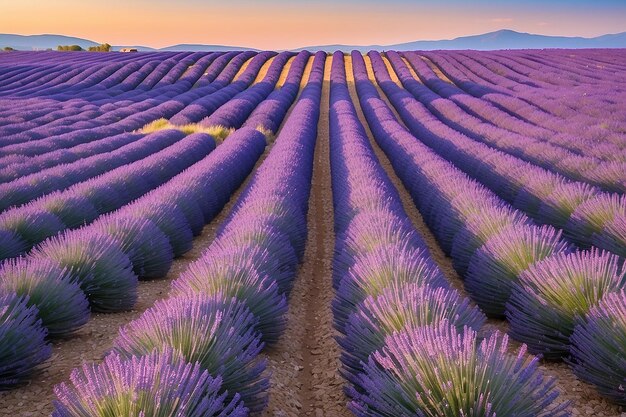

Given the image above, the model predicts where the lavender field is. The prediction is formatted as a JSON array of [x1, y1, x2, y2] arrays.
[[0, 48, 625, 416]]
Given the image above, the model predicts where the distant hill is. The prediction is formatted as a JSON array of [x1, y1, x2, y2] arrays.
[[159, 44, 258, 52], [297, 29, 626, 52], [0, 34, 100, 50], [2, 30, 625, 52], [0, 34, 257, 52]]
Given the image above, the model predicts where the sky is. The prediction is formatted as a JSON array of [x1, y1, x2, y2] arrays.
[[1, 0, 625, 49]]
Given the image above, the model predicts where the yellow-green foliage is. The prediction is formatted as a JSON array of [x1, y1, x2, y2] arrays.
[[57, 45, 83, 51], [140, 119, 233, 142], [88, 43, 112, 52], [254, 126, 275, 144]]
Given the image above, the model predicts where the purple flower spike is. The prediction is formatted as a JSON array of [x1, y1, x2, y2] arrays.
[[351, 322, 569, 417], [341, 283, 485, 378], [569, 290, 626, 406], [172, 259, 287, 345], [0, 258, 89, 337], [537, 182, 598, 229], [565, 193, 626, 247], [31, 231, 138, 313], [113, 294, 268, 413], [507, 249, 625, 360], [53, 348, 247, 417], [334, 244, 447, 333], [41, 193, 99, 229], [465, 224, 572, 318], [94, 215, 174, 279], [0, 208, 66, 253], [592, 215, 626, 260], [0, 292, 51, 389], [450, 205, 530, 275], [123, 199, 194, 257], [0, 230, 28, 261]]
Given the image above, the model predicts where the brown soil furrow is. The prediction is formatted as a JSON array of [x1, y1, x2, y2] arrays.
[[263, 55, 349, 417]]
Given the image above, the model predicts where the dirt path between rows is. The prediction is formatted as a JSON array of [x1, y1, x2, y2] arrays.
[[262, 56, 349, 417]]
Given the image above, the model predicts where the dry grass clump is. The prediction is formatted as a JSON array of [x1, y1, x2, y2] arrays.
[[140, 119, 233, 142]]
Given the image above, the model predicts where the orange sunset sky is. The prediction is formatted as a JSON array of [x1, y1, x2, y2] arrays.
[[1, 0, 625, 49]]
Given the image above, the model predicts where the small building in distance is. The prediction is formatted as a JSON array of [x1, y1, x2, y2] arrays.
[[120, 48, 138, 52]]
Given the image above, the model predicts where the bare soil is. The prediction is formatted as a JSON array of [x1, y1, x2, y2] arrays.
[[262, 56, 350, 417]]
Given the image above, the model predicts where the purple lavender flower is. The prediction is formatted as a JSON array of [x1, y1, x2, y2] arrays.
[[171, 258, 287, 345], [507, 249, 625, 360], [565, 193, 625, 247], [341, 284, 485, 378], [53, 348, 247, 417], [351, 322, 569, 417], [334, 244, 447, 332], [0, 292, 51, 389], [0, 230, 28, 261], [465, 224, 572, 318], [536, 182, 598, 229], [94, 215, 174, 279], [450, 205, 529, 275], [123, 199, 194, 257], [569, 290, 626, 405], [0, 258, 89, 336], [592, 215, 626, 260], [31, 231, 137, 312], [0, 208, 65, 252], [40, 193, 99, 229], [113, 294, 268, 412]]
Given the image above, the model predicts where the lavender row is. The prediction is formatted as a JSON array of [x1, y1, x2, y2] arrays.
[[440, 50, 626, 132], [353, 51, 626, 406], [243, 51, 311, 133], [0, 52, 241, 148], [397, 51, 626, 183], [0, 132, 141, 183], [201, 51, 294, 129], [0, 130, 178, 211], [0, 127, 267, 390], [0, 129, 212, 260], [170, 51, 276, 125], [368, 52, 626, 262], [414, 54, 626, 161], [329, 52, 568, 417]]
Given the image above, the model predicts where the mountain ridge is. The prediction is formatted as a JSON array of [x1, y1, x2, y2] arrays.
[[1, 29, 625, 52]]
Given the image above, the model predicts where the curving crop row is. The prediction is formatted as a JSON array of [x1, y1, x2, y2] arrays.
[[0, 127, 267, 390], [0, 129, 213, 259], [367, 51, 626, 262]]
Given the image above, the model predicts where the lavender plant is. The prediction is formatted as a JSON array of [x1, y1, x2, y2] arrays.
[[507, 250, 626, 360], [53, 349, 247, 417], [569, 290, 626, 405], [31, 231, 137, 312], [341, 284, 485, 377], [465, 224, 572, 317], [113, 294, 268, 412], [94, 216, 174, 279], [0, 258, 89, 336], [0, 293, 51, 389], [351, 322, 570, 417]]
